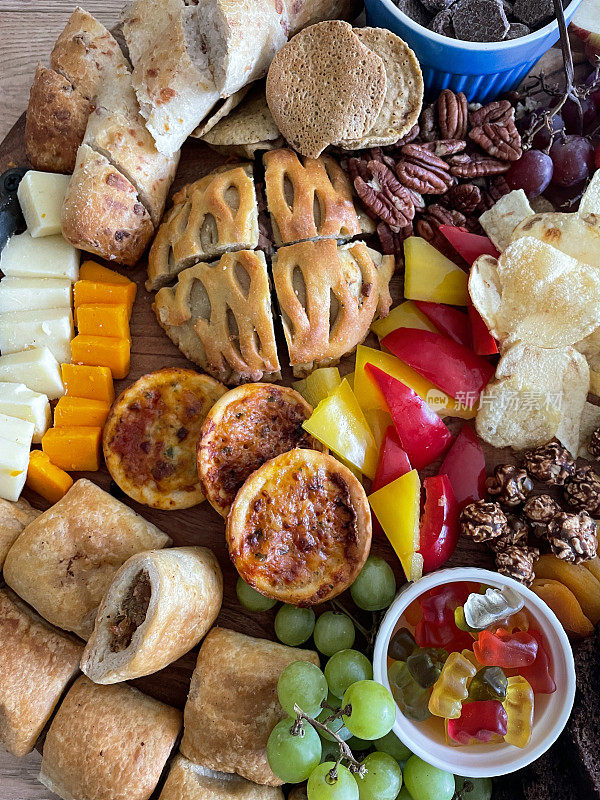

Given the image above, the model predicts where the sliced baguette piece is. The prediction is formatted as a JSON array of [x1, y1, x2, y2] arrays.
[[62, 144, 153, 266], [83, 66, 179, 225], [81, 547, 223, 684], [123, 0, 220, 157], [25, 65, 90, 173], [50, 7, 129, 101]]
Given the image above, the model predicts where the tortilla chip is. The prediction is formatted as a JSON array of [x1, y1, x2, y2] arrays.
[[469, 236, 600, 348], [479, 190, 533, 251], [511, 211, 600, 268], [476, 342, 589, 457], [580, 170, 600, 216]]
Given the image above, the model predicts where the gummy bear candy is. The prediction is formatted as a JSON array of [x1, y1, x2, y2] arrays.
[[503, 675, 534, 748], [389, 627, 418, 661], [389, 660, 431, 721], [407, 648, 448, 688], [508, 629, 556, 694], [464, 587, 524, 630], [447, 700, 508, 744], [473, 629, 538, 668], [429, 651, 477, 719], [468, 666, 508, 701]]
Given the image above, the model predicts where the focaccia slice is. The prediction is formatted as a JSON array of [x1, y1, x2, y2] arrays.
[[154, 250, 280, 386], [146, 164, 259, 290], [103, 368, 226, 509], [263, 148, 373, 245], [226, 449, 371, 605], [273, 239, 394, 377], [180, 628, 319, 786]]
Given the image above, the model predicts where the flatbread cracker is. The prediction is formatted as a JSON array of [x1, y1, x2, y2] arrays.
[[469, 236, 600, 349], [190, 86, 251, 139], [266, 20, 386, 158], [338, 27, 423, 149], [511, 211, 600, 268], [479, 189, 533, 251]]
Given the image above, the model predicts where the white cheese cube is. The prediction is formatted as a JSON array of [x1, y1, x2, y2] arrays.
[[17, 171, 71, 238], [0, 231, 79, 282], [0, 308, 74, 364], [0, 277, 72, 312], [0, 347, 64, 399], [0, 437, 30, 502], [0, 382, 51, 443], [0, 411, 35, 447]]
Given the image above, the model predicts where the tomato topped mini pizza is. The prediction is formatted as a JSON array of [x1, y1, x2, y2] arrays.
[[226, 449, 372, 606], [103, 368, 226, 509], [197, 383, 325, 517]]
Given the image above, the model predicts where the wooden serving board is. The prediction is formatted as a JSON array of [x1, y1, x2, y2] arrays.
[[0, 111, 503, 713]]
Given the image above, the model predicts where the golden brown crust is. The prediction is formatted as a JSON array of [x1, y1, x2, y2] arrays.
[[0, 497, 41, 570], [0, 589, 82, 757], [3, 479, 171, 639], [25, 65, 90, 173], [263, 148, 363, 245], [285, 0, 362, 35], [226, 449, 371, 606], [197, 383, 325, 517], [153, 250, 280, 386], [159, 754, 285, 800], [103, 368, 226, 510], [272, 239, 394, 376], [61, 144, 154, 267], [146, 164, 259, 290], [180, 628, 319, 786], [40, 675, 181, 800]]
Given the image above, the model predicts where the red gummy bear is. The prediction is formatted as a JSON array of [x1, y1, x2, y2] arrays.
[[507, 629, 556, 694], [473, 629, 538, 668], [447, 700, 508, 744]]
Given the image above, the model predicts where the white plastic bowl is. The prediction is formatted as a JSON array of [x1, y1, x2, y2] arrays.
[[373, 567, 576, 777]]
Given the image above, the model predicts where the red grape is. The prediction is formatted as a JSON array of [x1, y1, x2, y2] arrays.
[[504, 149, 553, 198], [562, 97, 597, 134], [584, 73, 600, 111], [543, 180, 588, 211], [518, 111, 564, 150], [549, 136, 595, 187]]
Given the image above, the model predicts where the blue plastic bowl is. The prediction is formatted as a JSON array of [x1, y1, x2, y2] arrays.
[[364, 0, 583, 102]]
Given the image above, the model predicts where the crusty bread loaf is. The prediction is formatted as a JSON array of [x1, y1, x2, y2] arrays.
[[123, 0, 220, 156], [25, 65, 90, 173], [83, 66, 179, 225], [62, 144, 154, 266]]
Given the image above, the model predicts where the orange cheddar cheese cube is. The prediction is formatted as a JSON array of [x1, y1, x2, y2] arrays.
[[54, 396, 111, 428], [26, 449, 73, 504], [76, 303, 130, 340], [41, 426, 102, 472], [70, 335, 131, 380], [74, 280, 137, 320], [79, 260, 135, 286], [61, 363, 114, 403]]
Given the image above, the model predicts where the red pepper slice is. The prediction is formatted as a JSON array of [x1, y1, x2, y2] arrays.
[[438, 225, 500, 265], [413, 301, 472, 348], [419, 475, 459, 573], [468, 303, 499, 355], [365, 364, 453, 471], [382, 328, 495, 405], [439, 423, 486, 509], [371, 426, 412, 493]]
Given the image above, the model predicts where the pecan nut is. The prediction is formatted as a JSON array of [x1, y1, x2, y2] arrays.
[[396, 143, 454, 194], [353, 160, 415, 232], [437, 89, 468, 140], [415, 204, 466, 242], [469, 119, 522, 162], [448, 152, 510, 178], [395, 124, 421, 146], [422, 139, 468, 157], [469, 100, 515, 128], [419, 104, 440, 142], [441, 183, 483, 214], [377, 221, 413, 257]]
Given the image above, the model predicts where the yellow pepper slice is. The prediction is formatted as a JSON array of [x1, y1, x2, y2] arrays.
[[368, 469, 423, 582], [371, 300, 438, 340], [293, 367, 341, 408], [404, 237, 469, 306], [303, 379, 378, 479]]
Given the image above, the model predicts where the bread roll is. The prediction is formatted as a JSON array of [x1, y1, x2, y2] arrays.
[[40, 676, 181, 800], [81, 547, 223, 684], [159, 755, 285, 800], [0, 588, 82, 757], [285, 0, 361, 35], [0, 496, 40, 570], [62, 144, 154, 266]]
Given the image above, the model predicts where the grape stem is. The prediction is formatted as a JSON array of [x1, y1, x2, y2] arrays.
[[330, 599, 381, 656], [291, 703, 367, 778]]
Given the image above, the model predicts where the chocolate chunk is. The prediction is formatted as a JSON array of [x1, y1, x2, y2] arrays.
[[421, 0, 454, 12], [505, 21, 531, 37], [430, 8, 456, 35], [451, 0, 510, 41], [513, 0, 553, 26], [393, 0, 434, 26]]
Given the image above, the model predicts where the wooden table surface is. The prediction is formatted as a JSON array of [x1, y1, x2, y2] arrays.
[[0, 4, 121, 794]]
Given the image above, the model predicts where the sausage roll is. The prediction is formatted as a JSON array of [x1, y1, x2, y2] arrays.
[[3, 479, 171, 639], [40, 675, 182, 800], [159, 754, 285, 800], [82, 547, 223, 683], [0, 588, 82, 757], [0, 496, 40, 570], [181, 627, 319, 786]]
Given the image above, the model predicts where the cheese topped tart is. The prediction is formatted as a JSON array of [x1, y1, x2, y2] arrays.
[[198, 383, 325, 517], [103, 368, 226, 510], [226, 449, 371, 606]]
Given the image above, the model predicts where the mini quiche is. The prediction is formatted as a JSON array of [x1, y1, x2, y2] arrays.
[[103, 368, 226, 510], [226, 449, 372, 606], [197, 383, 325, 517]]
